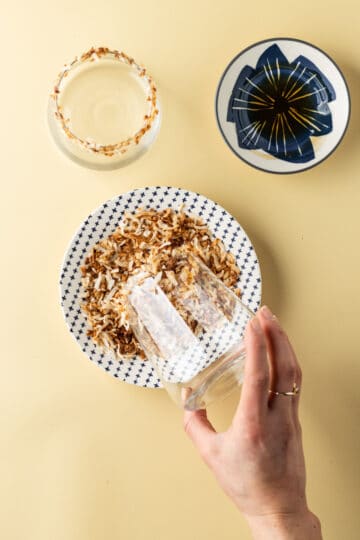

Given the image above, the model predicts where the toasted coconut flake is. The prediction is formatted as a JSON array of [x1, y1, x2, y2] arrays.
[[165, 270, 178, 287], [154, 271, 163, 285], [94, 273, 103, 290]]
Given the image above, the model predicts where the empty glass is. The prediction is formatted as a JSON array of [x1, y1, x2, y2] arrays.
[[48, 47, 161, 170], [125, 254, 254, 410]]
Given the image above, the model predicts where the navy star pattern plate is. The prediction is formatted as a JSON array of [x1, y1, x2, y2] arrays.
[[59, 187, 262, 388]]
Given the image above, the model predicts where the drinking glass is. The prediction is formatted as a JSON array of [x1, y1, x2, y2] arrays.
[[48, 47, 161, 170], [126, 254, 254, 410]]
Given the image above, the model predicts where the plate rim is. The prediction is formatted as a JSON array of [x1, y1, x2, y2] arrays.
[[215, 36, 351, 175]]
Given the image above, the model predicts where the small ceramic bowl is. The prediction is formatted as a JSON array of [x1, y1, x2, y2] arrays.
[[216, 38, 350, 174]]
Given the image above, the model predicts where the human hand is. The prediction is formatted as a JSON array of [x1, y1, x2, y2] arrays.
[[183, 306, 322, 540]]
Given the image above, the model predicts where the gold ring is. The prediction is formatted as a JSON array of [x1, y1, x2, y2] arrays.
[[269, 383, 300, 397]]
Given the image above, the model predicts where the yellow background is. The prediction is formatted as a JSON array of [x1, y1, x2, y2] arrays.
[[2, 1, 360, 539]]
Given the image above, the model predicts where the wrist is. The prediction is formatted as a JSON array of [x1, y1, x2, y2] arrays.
[[245, 509, 322, 540]]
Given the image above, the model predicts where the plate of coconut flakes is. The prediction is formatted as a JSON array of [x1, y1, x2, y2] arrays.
[[59, 186, 262, 387]]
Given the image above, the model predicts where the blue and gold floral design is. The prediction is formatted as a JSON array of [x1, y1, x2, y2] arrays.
[[227, 44, 336, 163]]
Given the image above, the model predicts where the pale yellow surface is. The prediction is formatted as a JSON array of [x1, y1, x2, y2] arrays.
[[1, 1, 360, 539]]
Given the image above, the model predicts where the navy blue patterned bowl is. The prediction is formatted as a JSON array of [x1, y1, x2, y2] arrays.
[[216, 38, 350, 174]]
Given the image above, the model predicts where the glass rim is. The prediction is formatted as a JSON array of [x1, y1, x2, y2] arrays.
[[49, 46, 160, 158]]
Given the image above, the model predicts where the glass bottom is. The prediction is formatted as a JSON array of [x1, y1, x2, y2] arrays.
[[162, 343, 246, 411], [47, 102, 161, 170]]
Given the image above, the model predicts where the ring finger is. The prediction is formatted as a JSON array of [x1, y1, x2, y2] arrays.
[[258, 306, 300, 419]]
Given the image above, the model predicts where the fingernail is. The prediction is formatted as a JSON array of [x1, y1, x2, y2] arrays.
[[261, 305, 274, 319], [251, 317, 262, 333]]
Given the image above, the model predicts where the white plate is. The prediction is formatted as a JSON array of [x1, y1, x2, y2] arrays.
[[60, 187, 262, 387], [216, 38, 350, 174]]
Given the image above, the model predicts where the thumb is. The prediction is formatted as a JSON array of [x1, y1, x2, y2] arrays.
[[183, 408, 217, 465]]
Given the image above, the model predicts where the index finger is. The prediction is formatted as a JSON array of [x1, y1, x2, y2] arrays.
[[233, 316, 270, 425]]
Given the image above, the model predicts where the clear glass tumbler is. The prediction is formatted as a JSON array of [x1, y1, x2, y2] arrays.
[[48, 47, 161, 170], [126, 254, 254, 410]]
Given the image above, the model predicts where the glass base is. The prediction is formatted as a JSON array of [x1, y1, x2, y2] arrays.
[[47, 101, 161, 170], [162, 343, 246, 411]]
